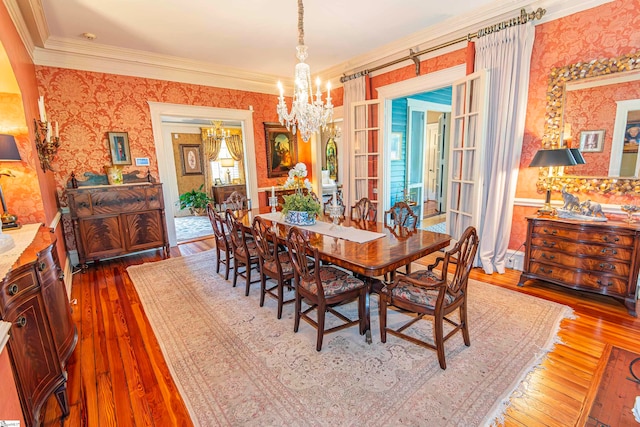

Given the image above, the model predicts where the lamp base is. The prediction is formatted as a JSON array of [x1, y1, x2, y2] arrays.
[[537, 204, 556, 217], [2, 212, 19, 229]]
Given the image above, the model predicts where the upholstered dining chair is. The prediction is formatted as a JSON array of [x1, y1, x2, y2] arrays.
[[350, 197, 377, 222], [379, 226, 479, 369], [286, 226, 369, 351], [323, 193, 346, 217], [251, 216, 296, 319], [224, 209, 260, 295], [383, 201, 419, 280], [207, 203, 234, 280]]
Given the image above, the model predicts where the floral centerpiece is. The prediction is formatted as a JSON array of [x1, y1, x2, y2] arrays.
[[281, 162, 321, 225]]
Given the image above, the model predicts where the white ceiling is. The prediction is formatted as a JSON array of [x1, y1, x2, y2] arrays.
[[5, 0, 613, 92]]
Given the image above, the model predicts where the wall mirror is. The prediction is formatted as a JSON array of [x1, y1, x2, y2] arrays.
[[539, 51, 640, 195]]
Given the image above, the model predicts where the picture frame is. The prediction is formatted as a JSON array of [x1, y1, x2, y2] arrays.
[[579, 130, 605, 153], [179, 144, 204, 175], [134, 157, 150, 167], [623, 121, 640, 153], [214, 178, 223, 186], [390, 132, 402, 160], [264, 122, 298, 178], [108, 132, 132, 165]]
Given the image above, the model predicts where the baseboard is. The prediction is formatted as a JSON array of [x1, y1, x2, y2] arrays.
[[63, 256, 73, 300], [68, 249, 79, 269], [506, 249, 525, 271]]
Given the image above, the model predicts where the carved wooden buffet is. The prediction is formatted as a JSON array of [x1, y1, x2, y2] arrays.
[[519, 217, 640, 316], [67, 183, 169, 266], [0, 226, 77, 426]]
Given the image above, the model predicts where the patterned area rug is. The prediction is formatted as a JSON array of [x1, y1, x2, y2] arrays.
[[127, 251, 573, 427], [175, 215, 213, 242]]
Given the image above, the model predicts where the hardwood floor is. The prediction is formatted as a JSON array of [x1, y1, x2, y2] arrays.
[[41, 237, 640, 426]]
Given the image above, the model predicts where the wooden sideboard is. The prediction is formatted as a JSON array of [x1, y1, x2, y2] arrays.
[[212, 184, 246, 208], [67, 183, 169, 266], [519, 217, 640, 316], [0, 226, 77, 426]]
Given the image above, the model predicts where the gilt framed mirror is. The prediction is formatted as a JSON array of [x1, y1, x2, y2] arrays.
[[539, 50, 640, 195]]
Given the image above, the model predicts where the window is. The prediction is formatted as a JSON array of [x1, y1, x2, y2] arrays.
[[210, 139, 242, 183]]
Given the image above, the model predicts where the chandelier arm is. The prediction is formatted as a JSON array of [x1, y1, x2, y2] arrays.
[[298, 0, 304, 46]]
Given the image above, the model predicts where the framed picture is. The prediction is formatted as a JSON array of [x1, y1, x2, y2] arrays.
[[390, 132, 402, 160], [108, 132, 132, 165], [579, 130, 605, 153], [264, 122, 297, 178], [180, 144, 204, 175], [623, 121, 640, 153], [214, 178, 223, 186], [134, 157, 150, 167]]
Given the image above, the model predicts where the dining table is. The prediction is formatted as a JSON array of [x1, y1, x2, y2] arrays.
[[235, 207, 452, 341]]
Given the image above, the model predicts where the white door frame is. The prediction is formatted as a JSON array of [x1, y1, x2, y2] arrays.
[[376, 64, 466, 211], [148, 102, 256, 247]]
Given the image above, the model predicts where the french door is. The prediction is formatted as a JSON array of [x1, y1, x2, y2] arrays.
[[406, 100, 426, 219], [350, 100, 381, 217], [446, 70, 489, 242]]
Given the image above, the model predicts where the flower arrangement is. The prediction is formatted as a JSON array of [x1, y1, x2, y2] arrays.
[[281, 163, 321, 220]]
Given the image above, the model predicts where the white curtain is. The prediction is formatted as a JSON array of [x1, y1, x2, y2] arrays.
[[475, 23, 535, 274], [342, 76, 366, 206]]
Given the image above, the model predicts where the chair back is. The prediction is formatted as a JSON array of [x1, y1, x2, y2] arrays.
[[207, 203, 226, 242], [223, 191, 247, 211], [384, 201, 418, 230], [286, 227, 321, 292], [251, 216, 276, 263], [323, 193, 345, 216], [351, 197, 377, 221], [224, 209, 248, 254], [440, 226, 479, 299]]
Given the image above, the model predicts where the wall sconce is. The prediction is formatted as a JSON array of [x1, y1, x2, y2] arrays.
[[0, 134, 22, 229], [34, 95, 60, 171]]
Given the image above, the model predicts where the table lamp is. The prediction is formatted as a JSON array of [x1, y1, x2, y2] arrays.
[[0, 134, 21, 229], [529, 148, 578, 215], [220, 157, 234, 184]]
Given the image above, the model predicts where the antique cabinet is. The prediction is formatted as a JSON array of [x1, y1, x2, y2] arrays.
[[519, 217, 640, 316], [1, 227, 77, 426], [67, 183, 169, 266]]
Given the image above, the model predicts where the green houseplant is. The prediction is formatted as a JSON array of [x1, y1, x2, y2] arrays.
[[281, 163, 321, 225], [178, 184, 211, 216]]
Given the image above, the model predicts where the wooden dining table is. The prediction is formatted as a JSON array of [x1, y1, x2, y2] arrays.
[[235, 208, 452, 340]]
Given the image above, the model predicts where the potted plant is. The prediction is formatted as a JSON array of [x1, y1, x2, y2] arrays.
[[178, 184, 211, 216], [281, 163, 321, 225]]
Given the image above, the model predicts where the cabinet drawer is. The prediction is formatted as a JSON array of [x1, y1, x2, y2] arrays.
[[1, 268, 38, 311], [93, 188, 148, 214], [146, 186, 162, 209], [528, 261, 627, 294], [69, 193, 92, 217], [529, 248, 630, 277], [532, 224, 634, 247], [530, 237, 633, 261]]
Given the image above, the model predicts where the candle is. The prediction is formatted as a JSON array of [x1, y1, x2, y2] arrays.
[[55, 121, 59, 138], [271, 186, 275, 198], [38, 96, 46, 122], [332, 191, 337, 207]]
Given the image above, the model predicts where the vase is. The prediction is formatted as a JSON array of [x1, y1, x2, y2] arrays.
[[105, 166, 123, 185], [284, 210, 316, 226]]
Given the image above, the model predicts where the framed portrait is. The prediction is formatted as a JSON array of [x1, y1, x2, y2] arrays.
[[180, 144, 204, 175], [264, 122, 297, 178], [579, 130, 605, 153], [623, 121, 640, 153], [390, 132, 402, 160], [108, 132, 132, 165]]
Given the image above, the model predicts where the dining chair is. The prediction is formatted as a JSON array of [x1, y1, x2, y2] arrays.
[[207, 203, 234, 280], [286, 226, 369, 351], [323, 193, 346, 216], [379, 226, 479, 369], [350, 197, 377, 221], [383, 201, 419, 280], [251, 216, 295, 319], [224, 209, 260, 295]]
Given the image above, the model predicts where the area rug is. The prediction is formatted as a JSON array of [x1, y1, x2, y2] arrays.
[[127, 250, 573, 427], [175, 215, 213, 242]]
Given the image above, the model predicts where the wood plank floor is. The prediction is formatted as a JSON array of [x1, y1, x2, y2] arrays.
[[41, 237, 640, 426]]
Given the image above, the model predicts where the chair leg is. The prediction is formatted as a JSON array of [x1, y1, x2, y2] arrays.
[[224, 253, 232, 281], [460, 303, 471, 347], [259, 269, 266, 307], [293, 292, 302, 332], [245, 261, 253, 296], [276, 280, 284, 319], [215, 247, 221, 273], [358, 288, 366, 335], [434, 314, 446, 370], [232, 258, 239, 287], [379, 296, 387, 343], [316, 304, 326, 351]]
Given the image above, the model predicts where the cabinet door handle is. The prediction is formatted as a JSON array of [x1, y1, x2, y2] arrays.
[[7, 283, 19, 295], [58, 272, 65, 281], [541, 253, 555, 260], [38, 262, 46, 271], [15, 316, 27, 328], [540, 267, 553, 274], [596, 280, 613, 287], [602, 236, 620, 242], [599, 263, 616, 271], [542, 240, 557, 247], [601, 248, 618, 255], [542, 228, 558, 235]]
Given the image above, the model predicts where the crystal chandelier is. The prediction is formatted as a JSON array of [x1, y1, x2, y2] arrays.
[[277, 0, 333, 143]]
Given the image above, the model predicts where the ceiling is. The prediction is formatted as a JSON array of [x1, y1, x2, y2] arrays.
[[6, 0, 611, 93]]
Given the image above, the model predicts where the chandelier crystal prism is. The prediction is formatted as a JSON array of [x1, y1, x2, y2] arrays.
[[277, 0, 333, 143]]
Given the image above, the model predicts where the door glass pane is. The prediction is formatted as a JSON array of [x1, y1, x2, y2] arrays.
[[461, 150, 475, 181], [408, 110, 425, 185], [453, 119, 465, 149]]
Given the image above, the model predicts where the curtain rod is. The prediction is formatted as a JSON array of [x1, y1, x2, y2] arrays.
[[340, 7, 546, 83]]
